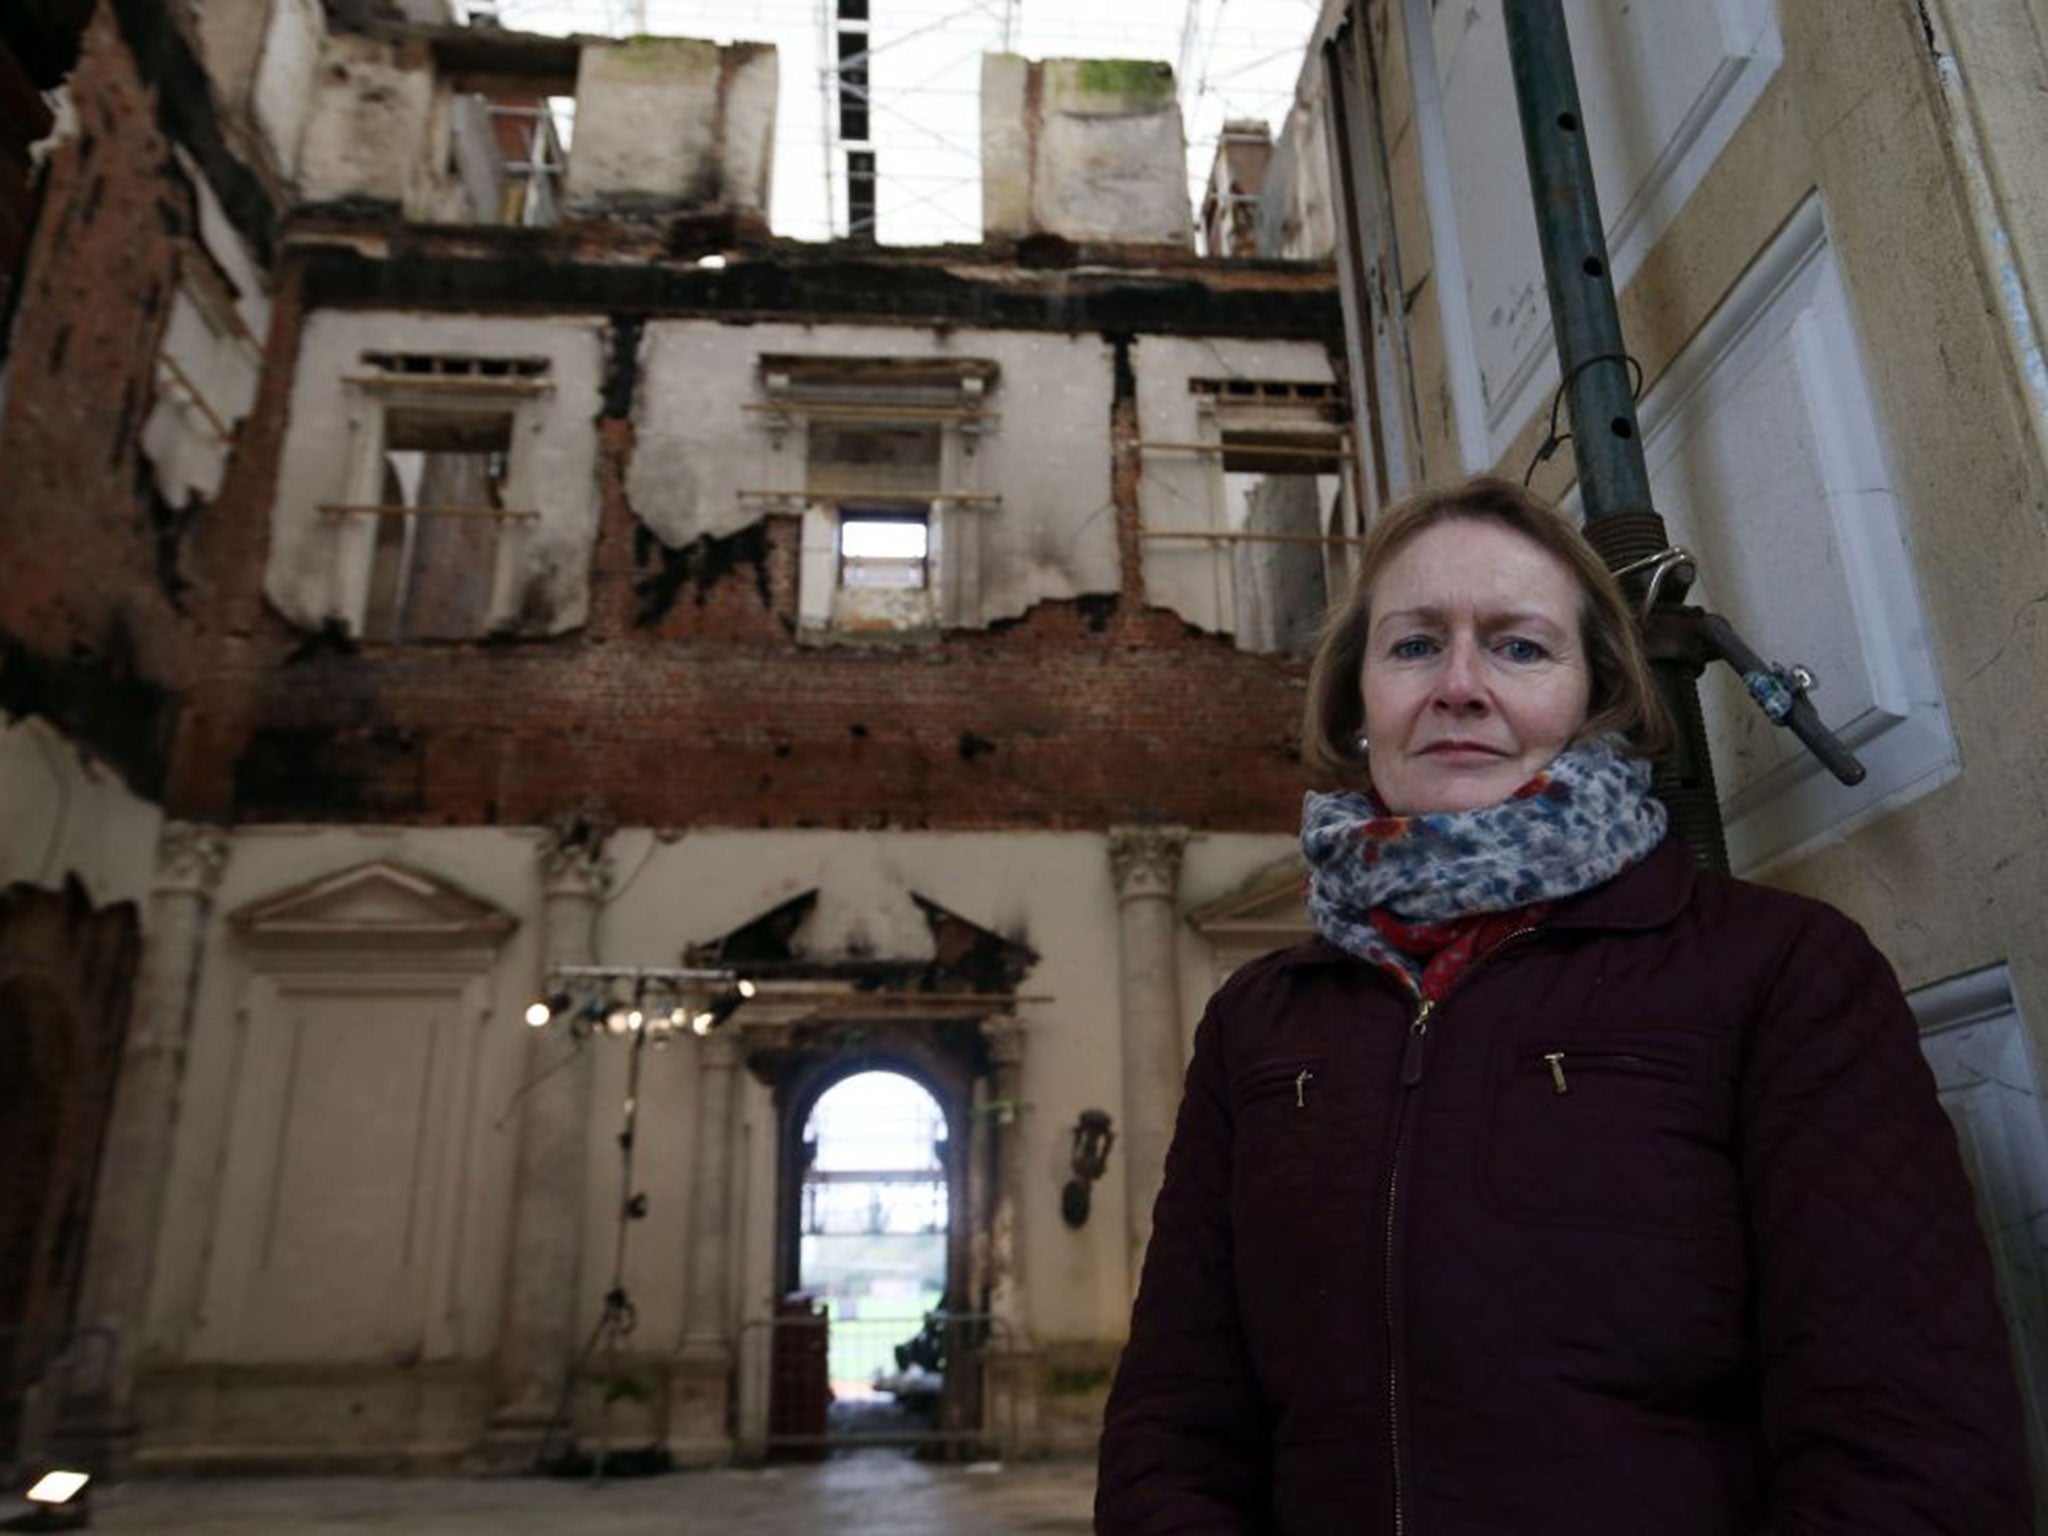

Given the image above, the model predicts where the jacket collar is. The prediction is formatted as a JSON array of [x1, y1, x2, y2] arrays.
[[1277, 832, 1697, 970]]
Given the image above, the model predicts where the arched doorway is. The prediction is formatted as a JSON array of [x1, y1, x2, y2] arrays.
[[758, 1042, 990, 1456], [797, 1070, 950, 1437]]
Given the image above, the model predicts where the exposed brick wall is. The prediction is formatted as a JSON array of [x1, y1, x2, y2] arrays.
[[0, 3, 200, 796], [179, 594, 1310, 832]]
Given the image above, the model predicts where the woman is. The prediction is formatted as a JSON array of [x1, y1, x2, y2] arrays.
[[1095, 477, 2030, 1534]]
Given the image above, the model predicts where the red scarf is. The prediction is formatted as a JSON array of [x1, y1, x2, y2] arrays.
[[1366, 904, 1551, 1002]]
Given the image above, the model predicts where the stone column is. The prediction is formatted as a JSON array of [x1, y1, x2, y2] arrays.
[[70, 822, 227, 1466], [667, 1027, 740, 1465], [978, 1015, 1040, 1456], [1108, 825, 1189, 1295], [484, 828, 609, 1461]]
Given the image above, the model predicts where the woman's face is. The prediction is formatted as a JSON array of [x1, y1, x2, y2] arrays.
[[1359, 517, 1594, 815]]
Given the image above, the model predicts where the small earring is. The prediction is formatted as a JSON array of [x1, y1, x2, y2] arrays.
[[1353, 732, 1371, 757]]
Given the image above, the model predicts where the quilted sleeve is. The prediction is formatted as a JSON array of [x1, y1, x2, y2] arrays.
[[1741, 904, 2033, 1533], [1096, 998, 1272, 1536]]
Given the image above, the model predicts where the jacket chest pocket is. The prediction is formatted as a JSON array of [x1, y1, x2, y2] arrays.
[[1483, 1028, 1736, 1236], [1231, 1056, 1326, 1206]]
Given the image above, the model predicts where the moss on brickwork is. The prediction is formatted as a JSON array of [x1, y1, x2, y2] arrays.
[[1072, 59, 1175, 103]]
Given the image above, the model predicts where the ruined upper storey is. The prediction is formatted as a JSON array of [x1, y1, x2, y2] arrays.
[[193, 3, 1223, 252], [261, 228, 1346, 653], [191, 4, 778, 232]]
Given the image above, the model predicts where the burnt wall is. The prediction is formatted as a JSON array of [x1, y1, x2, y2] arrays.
[[163, 239, 1336, 832], [194, 597, 1309, 830], [0, 0, 281, 798], [0, 878, 138, 1460]]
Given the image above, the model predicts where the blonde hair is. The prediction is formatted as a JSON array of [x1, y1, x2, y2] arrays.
[[1302, 475, 1673, 785]]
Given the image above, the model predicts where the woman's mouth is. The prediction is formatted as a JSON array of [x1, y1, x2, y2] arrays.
[[1420, 741, 1505, 758]]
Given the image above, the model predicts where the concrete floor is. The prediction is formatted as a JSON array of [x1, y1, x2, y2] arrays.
[[76, 1453, 1098, 1534]]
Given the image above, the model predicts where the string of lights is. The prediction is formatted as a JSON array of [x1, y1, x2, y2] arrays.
[[524, 964, 758, 1041]]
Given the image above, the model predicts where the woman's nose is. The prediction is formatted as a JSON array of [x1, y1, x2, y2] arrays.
[[1433, 638, 1488, 708]]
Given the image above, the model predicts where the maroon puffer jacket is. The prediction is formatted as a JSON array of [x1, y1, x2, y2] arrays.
[[1096, 836, 2031, 1534]]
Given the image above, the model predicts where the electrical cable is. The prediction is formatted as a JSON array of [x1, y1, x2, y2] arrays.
[[1522, 349, 1643, 487]]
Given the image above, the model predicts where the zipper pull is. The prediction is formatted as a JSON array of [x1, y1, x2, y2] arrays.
[[1294, 1068, 1314, 1108], [1401, 997, 1435, 1087], [1542, 1051, 1568, 1095]]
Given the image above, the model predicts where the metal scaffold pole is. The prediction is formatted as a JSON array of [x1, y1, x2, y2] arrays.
[[1501, 1, 1865, 872], [1502, 1, 1727, 870]]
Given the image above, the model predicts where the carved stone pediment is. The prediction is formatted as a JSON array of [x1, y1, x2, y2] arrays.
[[229, 860, 517, 952], [1185, 855, 1310, 947]]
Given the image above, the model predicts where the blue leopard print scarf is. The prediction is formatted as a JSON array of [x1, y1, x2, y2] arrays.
[[1301, 735, 1668, 975]]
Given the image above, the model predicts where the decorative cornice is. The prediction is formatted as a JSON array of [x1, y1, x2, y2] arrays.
[[537, 817, 613, 900], [228, 859, 517, 953], [155, 822, 229, 897], [1107, 825, 1189, 902]]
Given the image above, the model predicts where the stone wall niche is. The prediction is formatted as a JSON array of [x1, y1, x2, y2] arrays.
[[138, 862, 516, 1471], [981, 55, 1193, 248]]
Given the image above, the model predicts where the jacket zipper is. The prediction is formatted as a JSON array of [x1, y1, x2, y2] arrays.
[[1382, 927, 1533, 1536], [1385, 985, 1429, 1536]]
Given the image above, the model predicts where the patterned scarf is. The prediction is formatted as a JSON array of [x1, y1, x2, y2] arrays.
[[1300, 736, 1667, 990]]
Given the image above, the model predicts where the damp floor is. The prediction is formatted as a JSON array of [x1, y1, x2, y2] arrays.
[[76, 1451, 1098, 1534]]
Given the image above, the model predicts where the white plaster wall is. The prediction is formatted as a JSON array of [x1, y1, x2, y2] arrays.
[[1132, 335, 1339, 634], [249, 0, 324, 179], [981, 56, 1194, 247], [1034, 62, 1192, 247], [264, 311, 605, 634], [294, 33, 440, 211], [563, 40, 777, 216], [1174, 833, 1306, 1062], [1262, 93, 1338, 261], [148, 824, 1298, 1384], [1416, 0, 1780, 458], [142, 282, 261, 510], [722, 48, 780, 216], [147, 827, 546, 1365], [195, 0, 278, 128], [980, 56, 1033, 238], [565, 39, 721, 209], [176, 148, 271, 342], [1626, 196, 1956, 874], [628, 322, 1120, 624], [0, 715, 162, 910]]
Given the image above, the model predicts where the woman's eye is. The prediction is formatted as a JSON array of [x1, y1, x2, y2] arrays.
[[1497, 636, 1549, 663], [1390, 636, 1436, 660]]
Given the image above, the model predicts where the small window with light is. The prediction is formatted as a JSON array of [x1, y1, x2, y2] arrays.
[[839, 509, 930, 591]]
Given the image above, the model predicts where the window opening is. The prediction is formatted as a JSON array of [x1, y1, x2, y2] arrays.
[[798, 1071, 949, 1412], [839, 511, 929, 590], [359, 352, 551, 382], [361, 406, 512, 641], [474, 94, 571, 227], [1222, 430, 1350, 657], [808, 421, 943, 628]]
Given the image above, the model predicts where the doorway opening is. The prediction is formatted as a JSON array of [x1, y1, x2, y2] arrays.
[[796, 1069, 951, 1441]]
